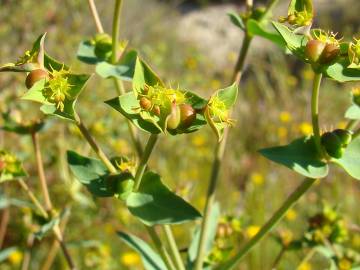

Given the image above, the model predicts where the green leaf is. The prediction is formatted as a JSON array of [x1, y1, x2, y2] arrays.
[[0, 151, 27, 183], [126, 171, 201, 226], [288, 0, 313, 15], [345, 104, 360, 120], [67, 150, 116, 197], [325, 59, 360, 82], [118, 231, 166, 270], [247, 19, 286, 49], [133, 57, 164, 94], [1, 112, 45, 135], [77, 41, 99, 65], [34, 216, 60, 240], [187, 202, 220, 269], [217, 83, 238, 108], [0, 247, 18, 262], [228, 12, 245, 30], [272, 22, 308, 57], [259, 136, 329, 178], [96, 50, 137, 81], [332, 137, 360, 180], [22, 73, 91, 121]]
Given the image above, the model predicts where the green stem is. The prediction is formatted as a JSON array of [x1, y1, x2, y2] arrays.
[[163, 225, 186, 270], [216, 178, 317, 270], [353, 128, 360, 139], [74, 113, 117, 174], [346, 119, 359, 131], [311, 72, 323, 158], [296, 248, 315, 270], [111, 0, 123, 64], [134, 134, 158, 191], [146, 226, 177, 270]]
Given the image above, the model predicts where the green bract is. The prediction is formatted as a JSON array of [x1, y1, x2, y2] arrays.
[[1, 111, 44, 135], [205, 83, 238, 141], [0, 150, 27, 182], [279, 0, 313, 26], [106, 57, 208, 135], [260, 136, 360, 180], [125, 171, 201, 226]]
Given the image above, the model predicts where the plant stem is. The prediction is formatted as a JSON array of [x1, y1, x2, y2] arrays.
[[18, 179, 48, 219], [112, 0, 123, 63], [163, 225, 186, 270], [346, 119, 359, 131], [296, 248, 315, 270], [311, 72, 323, 157], [87, 0, 104, 33], [271, 247, 286, 270], [134, 134, 158, 191], [21, 234, 35, 270], [146, 226, 177, 270], [0, 207, 9, 248], [74, 113, 117, 174], [216, 178, 317, 270], [353, 128, 360, 139]]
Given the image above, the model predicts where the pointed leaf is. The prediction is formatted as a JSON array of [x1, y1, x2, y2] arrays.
[[325, 59, 360, 82], [133, 57, 164, 94], [216, 83, 238, 109], [332, 137, 360, 180], [1, 112, 45, 135], [288, 0, 313, 15], [247, 19, 286, 49], [345, 104, 360, 120], [77, 41, 99, 65], [126, 171, 201, 226], [118, 231, 166, 270], [34, 216, 60, 240], [259, 136, 329, 178], [228, 12, 245, 30]]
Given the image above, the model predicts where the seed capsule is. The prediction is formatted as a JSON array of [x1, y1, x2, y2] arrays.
[[305, 40, 326, 63], [319, 43, 340, 64], [117, 179, 135, 201], [179, 104, 196, 128], [167, 103, 181, 130], [139, 97, 152, 111], [25, 69, 49, 89], [321, 132, 344, 159], [333, 129, 352, 146], [152, 105, 161, 116]]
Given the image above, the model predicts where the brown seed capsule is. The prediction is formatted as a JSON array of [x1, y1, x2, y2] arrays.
[[319, 43, 340, 64], [139, 97, 152, 111], [167, 103, 181, 130], [305, 40, 326, 63], [179, 104, 196, 128], [152, 105, 161, 116], [25, 69, 49, 89]]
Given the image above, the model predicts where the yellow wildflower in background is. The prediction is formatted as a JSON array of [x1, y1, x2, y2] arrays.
[[191, 134, 206, 147], [299, 122, 313, 136], [338, 258, 352, 270], [298, 262, 312, 270], [337, 121, 347, 129], [246, 225, 260, 238], [352, 234, 360, 247], [112, 139, 131, 156], [286, 209, 297, 221], [250, 172, 264, 186], [120, 251, 141, 267], [210, 79, 221, 90], [8, 250, 23, 265], [279, 111, 292, 123], [279, 229, 293, 246], [302, 68, 314, 81], [277, 127, 288, 140]]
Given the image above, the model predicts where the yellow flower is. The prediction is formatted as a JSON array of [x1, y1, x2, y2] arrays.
[[277, 127, 288, 140], [302, 68, 314, 81], [337, 121, 347, 129], [279, 229, 293, 246], [298, 262, 312, 270], [8, 250, 23, 265], [112, 139, 131, 156], [192, 134, 206, 147], [299, 122, 313, 136], [250, 173, 264, 186], [120, 251, 141, 267], [246, 225, 260, 238], [286, 209, 297, 221], [338, 258, 352, 270], [279, 111, 292, 123]]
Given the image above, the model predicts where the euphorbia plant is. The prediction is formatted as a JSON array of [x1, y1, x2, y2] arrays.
[[1, 0, 360, 269]]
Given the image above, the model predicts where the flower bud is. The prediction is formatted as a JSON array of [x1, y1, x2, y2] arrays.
[[167, 103, 181, 130], [319, 43, 340, 64], [139, 97, 152, 111], [333, 129, 352, 146], [25, 69, 48, 89], [305, 40, 326, 63], [152, 105, 161, 116], [179, 104, 196, 128], [321, 132, 344, 159]]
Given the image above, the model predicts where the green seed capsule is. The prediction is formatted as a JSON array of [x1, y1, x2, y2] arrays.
[[94, 34, 113, 60], [305, 40, 326, 63], [319, 43, 340, 64], [25, 69, 49, 89], [179, 104, 196, 128], [167, 103, 181, 130], [333, 129, 352, 146], [117, 179, 135, 201], [321, 132, 344, 158]]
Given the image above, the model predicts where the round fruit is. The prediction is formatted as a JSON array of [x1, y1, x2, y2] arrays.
[[152, 105, 161, 116], [305, 40, 326, 63], [94, 34, 113, 60], [25, 69, 48, 89], [321, 132, 344, 158], [333, 129, 352, 146], [117, 179, 135, 201], [140, 97, 152, 111], [179, 104, 196, 128], [319, 43, 340, 64], [167, 103, 181, 130]]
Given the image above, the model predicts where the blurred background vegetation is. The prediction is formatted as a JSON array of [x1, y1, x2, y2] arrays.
[[0, 0, 360, 269]]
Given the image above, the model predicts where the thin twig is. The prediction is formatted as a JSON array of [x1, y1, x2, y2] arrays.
[[87, 0, 104, 33], [0, 207, 10, 248]]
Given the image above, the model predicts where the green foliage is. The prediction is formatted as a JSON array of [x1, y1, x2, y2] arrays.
[[126, 171, 201, 226], [0, 150, 27, 182], [345, 104, 360, 120]]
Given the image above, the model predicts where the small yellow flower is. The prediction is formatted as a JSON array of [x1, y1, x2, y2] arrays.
[[298, 262, 312, 270], [286, 76, 298, 87], [246, 225, 260, 238], [302, 69, 314, 81], [250, 172, 264, 186], [112, 139, 131, 156], [192, 134, 206, 147], [286, 209, 297, 221], [277, 127, 288, 140], [8, 250, 23, 265], [299, 122, 313, 136], [337, 121, 348, 129], [279, 111, 292, 123], [120, 251, 141, 267], [338, 258, 352, 270]]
